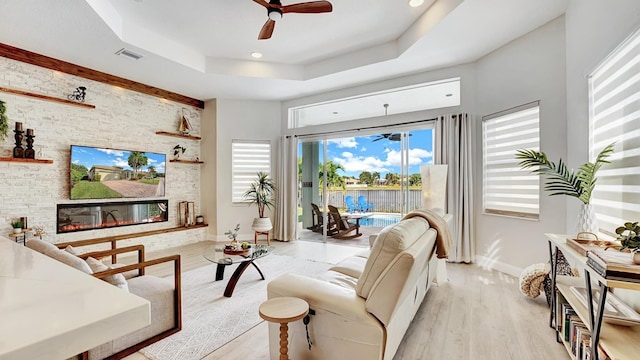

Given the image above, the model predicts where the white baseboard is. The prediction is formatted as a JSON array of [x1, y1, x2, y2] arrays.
[[475, 255, 523, 278]]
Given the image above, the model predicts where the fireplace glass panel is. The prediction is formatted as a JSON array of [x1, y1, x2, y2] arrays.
[[57, 200, 168, 233]]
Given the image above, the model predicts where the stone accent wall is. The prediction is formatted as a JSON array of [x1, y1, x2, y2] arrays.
[[0, 57, 207, 251]]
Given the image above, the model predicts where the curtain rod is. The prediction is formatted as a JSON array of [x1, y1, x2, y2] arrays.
[[286, 117, 437, 139]]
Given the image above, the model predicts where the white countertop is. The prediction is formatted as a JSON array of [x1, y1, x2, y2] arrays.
[[0, 238, 150, 360]]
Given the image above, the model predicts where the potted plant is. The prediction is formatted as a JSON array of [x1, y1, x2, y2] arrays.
[[11, 219, 23, 234], [0, 99, 9, 142], [516, 143, 615, 233], [243, 171, 276, 233], [616, 221, 640, 264]]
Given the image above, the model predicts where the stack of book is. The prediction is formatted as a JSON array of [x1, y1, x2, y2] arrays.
[[557, 292, 612, 360], [586, 248, 640, 283]]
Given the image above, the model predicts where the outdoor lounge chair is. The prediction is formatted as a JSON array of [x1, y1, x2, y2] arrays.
[[357, 195, 374, 212], [309, 203, 337, 235], [345, 195, 358, 213], [328, 205, 362, 239]]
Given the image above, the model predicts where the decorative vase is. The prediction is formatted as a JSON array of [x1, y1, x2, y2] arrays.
[[13, 228, 22, 234], [633, 252, 640, 265], [251, 217, 273, 232], [576, 204, 598, 234]]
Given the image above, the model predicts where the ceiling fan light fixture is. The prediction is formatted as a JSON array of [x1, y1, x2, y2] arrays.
[[268, 9, 283, 20], [409, 0, 424, 7]]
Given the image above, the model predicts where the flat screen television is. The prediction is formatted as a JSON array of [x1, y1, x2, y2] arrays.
[[70, 145, 166, 200]]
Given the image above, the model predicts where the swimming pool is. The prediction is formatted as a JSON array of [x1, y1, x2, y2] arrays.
[[360, 213, 401, 228]]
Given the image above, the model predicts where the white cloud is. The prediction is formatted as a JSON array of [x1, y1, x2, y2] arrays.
[[328, 137, 358, 148], [333, 147, 433, 174], [385, 148, 433, 166], [97, 148, 126, 157]]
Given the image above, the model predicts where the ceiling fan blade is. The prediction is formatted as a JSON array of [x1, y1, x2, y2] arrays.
[[282, 1, 333, 14], [253, 0, 272, 8], [258, 19, 276, 40]]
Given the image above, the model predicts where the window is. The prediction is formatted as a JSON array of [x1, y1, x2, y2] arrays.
[[231, 140, 271, 203], [589, 26, 640, 235], [483, 102, 540, 219]]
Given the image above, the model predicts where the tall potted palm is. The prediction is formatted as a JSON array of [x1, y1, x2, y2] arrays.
[[516, 143, 615, 233], [243, 171, 276, 232]]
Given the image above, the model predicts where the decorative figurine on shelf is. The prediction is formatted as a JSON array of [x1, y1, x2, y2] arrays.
[[24, 128, 35, 159], [178, 108, 192, 135], [173, 144, 186, 160], [67, 86, 87, 103], [225, 224, 241, 247], [32, 225, 46, 239], [13, 122, 24, 158]]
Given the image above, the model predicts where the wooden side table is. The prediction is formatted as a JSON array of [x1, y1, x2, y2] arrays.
[[8, 229, 32, 246], [259, 297, 309, 360], [254, 230, 270, 245]]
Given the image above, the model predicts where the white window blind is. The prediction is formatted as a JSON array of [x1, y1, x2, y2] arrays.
[[589, 26, 640, 235], [483, 102, 540, 218], [232, 140, 271, 203]]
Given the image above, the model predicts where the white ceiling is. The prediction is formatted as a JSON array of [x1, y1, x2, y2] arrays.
[[0, 0, 568, 102]]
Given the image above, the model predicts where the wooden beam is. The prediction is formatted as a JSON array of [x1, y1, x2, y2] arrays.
[[0, 43, 205, 109]]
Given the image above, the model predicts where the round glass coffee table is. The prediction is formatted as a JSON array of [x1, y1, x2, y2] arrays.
[[203, 244, 274, 297]]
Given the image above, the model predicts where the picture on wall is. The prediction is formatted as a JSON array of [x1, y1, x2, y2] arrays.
[[70, 145, 166, 200]]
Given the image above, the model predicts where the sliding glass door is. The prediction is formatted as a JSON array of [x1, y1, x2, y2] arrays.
[[297, 125, 434, 240]]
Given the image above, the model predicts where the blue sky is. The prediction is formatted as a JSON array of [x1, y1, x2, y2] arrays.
[[71, 146, 166, 174], [308, 129, 433, 178]]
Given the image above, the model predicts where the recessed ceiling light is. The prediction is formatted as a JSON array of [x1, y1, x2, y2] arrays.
[[251, 52, 263, 59], [409, 0, 424, 7]]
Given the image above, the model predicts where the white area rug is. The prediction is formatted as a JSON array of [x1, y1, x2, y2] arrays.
[[140, 254, 331, 360]]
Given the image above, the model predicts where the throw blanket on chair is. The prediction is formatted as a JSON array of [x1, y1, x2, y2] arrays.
[[403, 209, 452, 259]]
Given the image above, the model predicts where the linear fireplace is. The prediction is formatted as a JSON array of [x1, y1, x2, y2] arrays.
[[57, 200, 168, 234]]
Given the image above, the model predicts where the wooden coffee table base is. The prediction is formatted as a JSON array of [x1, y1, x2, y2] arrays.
[[259, 297, 309, 360], [215, 260, 265, 297]]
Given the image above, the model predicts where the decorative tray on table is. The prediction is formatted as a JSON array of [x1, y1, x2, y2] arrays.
[[566, 232, 617, 256], [223, 243, 251, 255]]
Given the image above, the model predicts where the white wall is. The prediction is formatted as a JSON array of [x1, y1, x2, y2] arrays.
[[214, 99, 282, 241], [0, 57, 206, 251], [474, 17, 567, 275], [564, 0, 640, 309]]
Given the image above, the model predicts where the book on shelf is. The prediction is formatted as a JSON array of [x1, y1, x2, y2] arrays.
[[586, 248, 640, 278]]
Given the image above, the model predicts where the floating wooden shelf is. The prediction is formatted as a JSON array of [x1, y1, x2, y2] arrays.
[[156, 131, 201, 140], [0, 157, 53, 164], [0, 86, 95, 109], [170, 159, 204, 164]]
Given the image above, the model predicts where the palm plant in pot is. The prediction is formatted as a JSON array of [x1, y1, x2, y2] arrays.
[[243, 171, 276, 233], [516, 143, 615, 233]]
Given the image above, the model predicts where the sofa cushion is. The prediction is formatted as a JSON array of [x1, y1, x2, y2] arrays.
[[47, 248, 94, 275], [356, 217, 429, 298], [86, 257, 129, 292], [330, 256, 368, 279], [26, 238, 59, 254]]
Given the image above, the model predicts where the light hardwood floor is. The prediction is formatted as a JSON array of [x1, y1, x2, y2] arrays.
[[124, 240, 569, 360]]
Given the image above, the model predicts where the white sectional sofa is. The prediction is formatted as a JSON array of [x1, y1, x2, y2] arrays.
[[266, 209, 453, 360]]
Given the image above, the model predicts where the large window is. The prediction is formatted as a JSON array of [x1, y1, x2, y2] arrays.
[[589, 27, 640, 234], [231, 140, 271, 203], [483, 102, 540, 219]]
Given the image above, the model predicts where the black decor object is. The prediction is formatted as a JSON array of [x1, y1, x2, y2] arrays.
[[13, 122, 24, 158], [543, 249, 575, 306], [68, 86, 87, 102], [24, 128, 35, 159]]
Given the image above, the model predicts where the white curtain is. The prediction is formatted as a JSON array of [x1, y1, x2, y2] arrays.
[[273, 135, 298, 241], [435, 113, 474, 263]]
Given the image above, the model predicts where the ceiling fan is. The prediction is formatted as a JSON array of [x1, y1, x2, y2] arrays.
[[253, 0, 333, 40], [372, 133, 412, 142]]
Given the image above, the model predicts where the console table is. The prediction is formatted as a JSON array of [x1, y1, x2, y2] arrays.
[[545, 233, 640, 360]]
